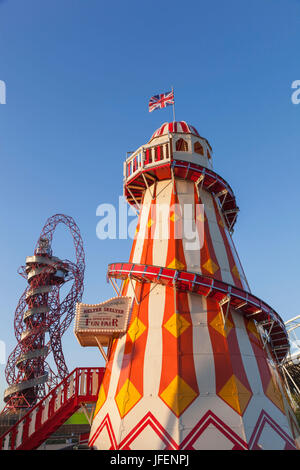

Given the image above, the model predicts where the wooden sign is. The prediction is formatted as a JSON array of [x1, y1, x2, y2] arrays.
[[74, 296, 132, 347]]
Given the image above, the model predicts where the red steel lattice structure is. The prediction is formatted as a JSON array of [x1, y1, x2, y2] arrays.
[[2, 214, 85, 414]]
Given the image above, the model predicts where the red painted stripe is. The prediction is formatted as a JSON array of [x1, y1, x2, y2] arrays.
[[93, 340, 118, 419], [114, 282, 150, 418], [244, 318, 285, 414], [150, 122, 202, 142], [159, 287, 199, 417], [180, 121, 189, 133], [159, 123, 166, 136], [197, 192, 222, 281], [140, 191, 156, 265], [206, 298, 236, 407], [89, 413, 117, 449], [128, 193, 145, 264], [189, 125, 200, 137], [211, 198, 244, 290], [181, 409, 248, 449], [165, 186, 187, 270], [118, 411, 178, 450], [226, 313, 253, 414]]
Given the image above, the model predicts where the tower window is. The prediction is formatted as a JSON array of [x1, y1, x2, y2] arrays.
[[176, 138, 188, 152], [194, 141, 204, 155]]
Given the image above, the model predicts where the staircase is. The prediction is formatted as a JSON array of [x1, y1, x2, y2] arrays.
[[0, 367, 105, 450]]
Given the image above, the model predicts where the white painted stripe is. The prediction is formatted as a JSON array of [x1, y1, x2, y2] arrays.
[[15, 421, 23, 448], [132, 189, 152, 264], [90, 328, 127, 447], [28, 408, 37, 437], [176, 180, 201, 272], [189, 295, 216, 396], [3, 434, 10, 450], [143, 284, 165, 402], [231, 312, 293, 442], [224, 229, 250, 291], [42, 399, 49, 423], [153, 181, 173, 267]]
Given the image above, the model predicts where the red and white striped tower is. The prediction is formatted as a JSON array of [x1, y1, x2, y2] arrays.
[[89, 121, 300, 450]]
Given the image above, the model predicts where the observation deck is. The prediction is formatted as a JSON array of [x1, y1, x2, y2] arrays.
[[4, 252, 69, 407], [123, 121, 239, 232]]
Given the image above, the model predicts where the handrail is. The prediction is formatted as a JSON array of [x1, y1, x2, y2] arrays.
[[0, 367, 104, 450], [108, 262, 289, 365], [124, 140, 172, 182]]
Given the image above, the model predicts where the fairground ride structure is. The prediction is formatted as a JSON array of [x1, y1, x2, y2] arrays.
[[88, 120, 300, 450], [282, 316, 300, 404], [1, 214, 85, 414]]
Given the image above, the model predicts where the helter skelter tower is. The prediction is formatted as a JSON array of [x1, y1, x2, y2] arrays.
[[89, 121, 300, 450]]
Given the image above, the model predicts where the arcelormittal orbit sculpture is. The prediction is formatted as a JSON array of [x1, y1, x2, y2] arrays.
[[2, 214, 85, 414], [88, 121, 300, 450]]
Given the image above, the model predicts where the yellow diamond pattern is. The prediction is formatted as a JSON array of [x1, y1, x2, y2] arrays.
[[266, 378, 285, 413], [196, 211, 205, 223], [210, 313, 233, 337], [246, 319, 260, 341], [115, 379, 141, 418], [218, 375, 252, 415], [170, 212, 180, 223], [167, 258, 185, 270], [94, 384, 106, 416], [164, 313, 191, 338], [160, 375, 198, 417], [232, 265, 241, 280], [127, 317, 146, 343], [202, 258, 219, 275], [147, 219, 154, 228]]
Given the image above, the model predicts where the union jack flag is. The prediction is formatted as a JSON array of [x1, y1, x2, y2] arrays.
[[148, 90, 174, 112]]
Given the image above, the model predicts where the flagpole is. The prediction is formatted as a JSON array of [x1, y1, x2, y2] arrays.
[[172, 86, 176, 122]]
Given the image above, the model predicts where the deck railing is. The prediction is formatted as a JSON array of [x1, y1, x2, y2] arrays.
[[124, 140, 172, 182], [0, 367, 105, 450]]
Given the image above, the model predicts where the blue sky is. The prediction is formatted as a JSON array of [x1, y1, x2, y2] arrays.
[[0, 0, 299, 409]]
